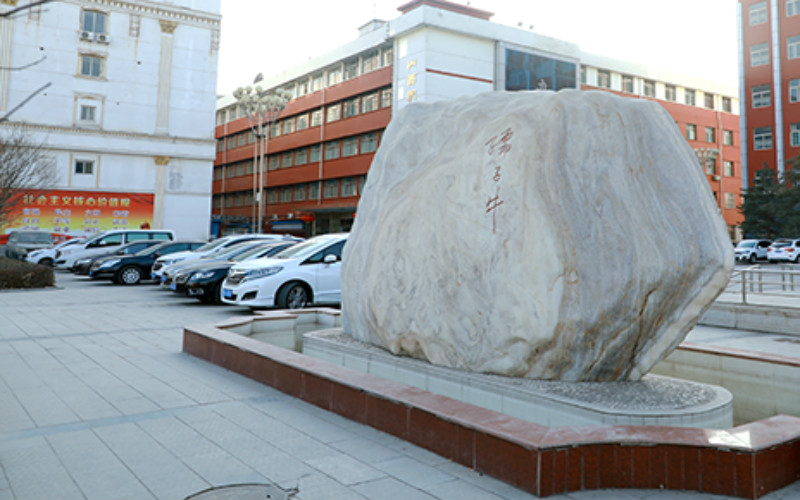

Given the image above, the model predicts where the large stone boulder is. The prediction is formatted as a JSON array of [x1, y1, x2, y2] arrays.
[[341, 90, 733, 382]]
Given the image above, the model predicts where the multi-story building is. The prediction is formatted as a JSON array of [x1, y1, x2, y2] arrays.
[[214, 0, 741, 239], [738, 0, 800, 188], [0, 0, 220, 240]]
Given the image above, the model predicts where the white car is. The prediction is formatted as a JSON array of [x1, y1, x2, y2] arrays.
[[150, 233, 301, 281], [55, 229, 175, 269], [221, 233, 348, 309], [767, 239, 800, 263], [734, 239, 772, 264], [25, 238, 85, 266]]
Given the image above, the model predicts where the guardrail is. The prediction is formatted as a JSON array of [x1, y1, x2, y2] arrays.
[[726, 264, 800, 304]]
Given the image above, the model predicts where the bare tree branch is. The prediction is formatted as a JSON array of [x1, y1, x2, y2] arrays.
[[0, 82, 51, 123], [0, 0, 56, 18], [0, 54, 46, 71]]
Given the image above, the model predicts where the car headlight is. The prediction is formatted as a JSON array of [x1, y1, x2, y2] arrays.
[[98, 259, 120, 269], [192, 270, 216, 280], [243, 266, 283, 282]]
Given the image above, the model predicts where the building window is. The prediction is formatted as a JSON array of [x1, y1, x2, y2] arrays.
[[724, 192, 736, 209], [270, 122, 280, 138], [79, 54, 103, 77], [296, 113, 308, 131], [704, 93, 715, 109], [341, 177, 357, 197], [282, 119, 294, 135], [685, 89, 696, 106], [790, 79, 800, 102], [237, 133, 246, 147], [360, 132, 378, 153], [342, 137, 358, 157], [267, 189, 279, 203], [362, 51, 379, 73], [722, 96, 732, 112], [309, 145, 321, 163], [311, 73, 324, 91], [75, 159, 94, 175], [597, 69, 611, 88], [643, 80, 655, 97], [665, 84, 676, 102], [754, 127, 773, 150], [281, 152, 293, 168], [686, 124, 697, 141], [723, 130, 734, 145], [326, 104, 340, 123], [381, 88, 392, 108], [217, 141, 224, 153], [308, 182, 320, 200], [327, 67, 342, 86], [749, 1, 767, 24], [324, 140, 340, 160], [324, 179, 339, 198], [268, 155, 279, 170], [704, 158, 716, 176], [343, 97, 359, 119], [82, 10, 106, 34], [789, 0, 800, 16], [705, 127, 716, 143], [295, 148, 308, 165], [280, 187, 292, 202], [789, 35, 800, 59], [752, 84, 771, 107], [724, 160, 734, 177], [791, 123, 800, 146], [622, 75, 633, 93], [361, 92, 379, 113], [751, 43, 770, 66], [359, 175, 367, 194], [580, 67, 586, 84], [310, 109, 322, 128], [79, 104, 96, 122], [344, 59, 359, 80]]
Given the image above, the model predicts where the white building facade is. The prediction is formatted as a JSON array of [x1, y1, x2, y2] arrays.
[[1, 0, 220, 240]]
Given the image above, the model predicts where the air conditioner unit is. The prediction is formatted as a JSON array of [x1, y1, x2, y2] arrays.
[[713, 175, 721, 181], [96, 33, 110, 43], [79, 30, 93, 40]]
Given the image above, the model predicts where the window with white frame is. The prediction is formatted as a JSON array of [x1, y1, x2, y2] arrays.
[[724, 160, 734, 177], [722, 96, 732, 112], [724, 130, 734, 145], [360, 132, 378, 153], [705, 127, 716, 143], [686, 124, 697, 141], [704, 93, 715, 109], [281, 152, 292, 168], [75, 159, 94, 175], [341, 137, 358, 157], [267, 189, 279, 203], [724, 192, 736, 209], [326, 104, 340, 123], [791, 123, 800, 147], [597, 70, 610, 88], [343, 97, 359, 119], [751, 43, 770, 66], [280, 187, 292, 203], [344, 59, 359, 80], [309, 145, 321, 163], [790, 79, 800, 102], [323, 179, 338, 198], [296, 113, 308, 131], [749, 1, 767, 24], [340, 177, 356, 197], [310, 109, 323, 127], [324, 140, 339, 160], [327, 67, 342, 86], [308, 182, 320, 200], [704, 158, 716, 176], [622, 75, 633, 93], [665, 84, 676, 101], [789, 35, 800, 59], [82, 10, 106, 34], [79, 54, 103, 77], [789, 0, 800, 16], [295, 148, 307, 165], [311, 73, 324, 91], [282, 118, 294, 135], [753, 84, 771, 107], [361, 92, 378, 113], [268, 155, 279, 170], [685, 89, 696, 106], [754, 127, 773, 150], [294, 185, 306, 201], [362, 51, 379, 73], [381, 88, 392, 108], [643, 80, 655, 97], [79, 104, 96, 122]]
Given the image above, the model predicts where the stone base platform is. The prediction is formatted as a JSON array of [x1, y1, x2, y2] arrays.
[[303, 329, 733, 429]]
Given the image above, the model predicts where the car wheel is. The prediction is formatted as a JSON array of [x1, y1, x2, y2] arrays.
[[748, 253, 756, 264], [276, 282, 309, 309], [39, 257, 53, 267], [116, 266, 142, 285]]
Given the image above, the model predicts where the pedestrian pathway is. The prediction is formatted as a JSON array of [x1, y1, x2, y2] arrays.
[[0, 273, 798, 499]]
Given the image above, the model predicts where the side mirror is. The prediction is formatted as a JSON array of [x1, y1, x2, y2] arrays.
[[324, 254, 338, 264]]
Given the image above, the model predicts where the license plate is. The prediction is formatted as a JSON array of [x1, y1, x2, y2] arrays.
[[170, 282, 177, 291], [223, 288, 233, 299]]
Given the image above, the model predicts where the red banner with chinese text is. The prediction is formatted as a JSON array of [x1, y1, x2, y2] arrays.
[[2, 189, 155, 238]]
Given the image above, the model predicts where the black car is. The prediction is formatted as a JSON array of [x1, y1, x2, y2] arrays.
[[74, 240, 164, 275], [185, 241, 296, 303], [89, 240, 205, 284]]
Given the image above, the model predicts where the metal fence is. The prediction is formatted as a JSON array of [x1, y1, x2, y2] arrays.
[[725, 264, 800, 304]]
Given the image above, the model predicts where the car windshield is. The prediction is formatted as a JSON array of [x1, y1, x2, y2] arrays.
[[272, 235, 342, 260], [736, 241, 755, 248], [19, 233, 52, 243], [135, 243, 172, 256], [193, 238, 232, 253], [232, 243, 288, 262], [773, 241, 790, 248], [204, 241, 259, 260]]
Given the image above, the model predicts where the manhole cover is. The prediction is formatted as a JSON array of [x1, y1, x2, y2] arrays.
[[186, 483, 295, 500]]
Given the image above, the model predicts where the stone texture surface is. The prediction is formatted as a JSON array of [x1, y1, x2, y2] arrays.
[[341, 90, 733, 381]]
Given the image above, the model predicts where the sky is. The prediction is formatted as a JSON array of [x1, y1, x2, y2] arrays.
[[216, 0, 740, 97]]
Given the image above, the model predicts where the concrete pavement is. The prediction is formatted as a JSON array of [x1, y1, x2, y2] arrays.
[[0, 272, 798, 499]]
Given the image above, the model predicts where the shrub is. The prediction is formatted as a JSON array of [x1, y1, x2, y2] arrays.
[[0, 257, 54, 289]]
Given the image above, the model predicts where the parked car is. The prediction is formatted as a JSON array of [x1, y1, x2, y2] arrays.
[[767, 239, 800, 263], [5, 231, 54, 260], [89, 240, 205, 284], [73, 240, 164, 275], [221, 233, 348, 309], [25, 237, 84, 266], [151, 233, 302, 280], [734, 239, 772, 264], [181, 241, 299, 303], [161, 240, 291, 291], [56, 229, 175, 270]]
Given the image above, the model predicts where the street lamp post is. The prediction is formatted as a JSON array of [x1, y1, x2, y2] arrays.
[[232, 81, 291, 233]]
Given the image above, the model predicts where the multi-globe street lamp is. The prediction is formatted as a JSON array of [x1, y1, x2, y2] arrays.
[[232, 80, 291, 233]]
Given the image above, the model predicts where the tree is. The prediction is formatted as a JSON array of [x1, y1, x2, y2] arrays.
[[0, 128, 57, 229], [739, 159, 800, 239]]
